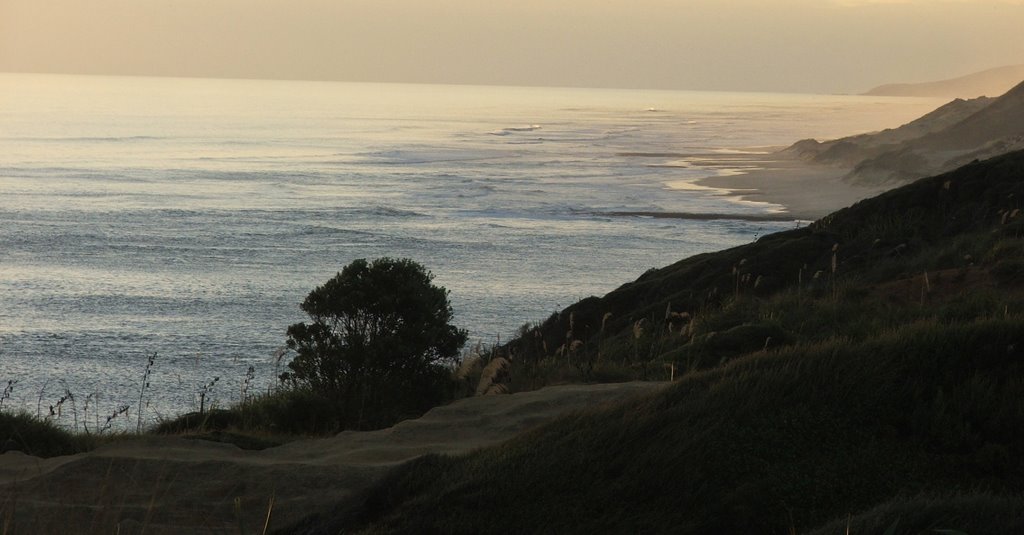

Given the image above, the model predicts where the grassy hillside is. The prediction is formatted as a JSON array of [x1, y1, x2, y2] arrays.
[[288, 150, 1024, 534], [509, 149, 1024, 379]]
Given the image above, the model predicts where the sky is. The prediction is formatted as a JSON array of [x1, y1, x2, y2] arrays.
[[1, 0, 1023, 93]]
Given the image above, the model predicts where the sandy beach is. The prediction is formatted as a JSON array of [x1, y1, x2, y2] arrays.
[[690, 151, 891, 221]]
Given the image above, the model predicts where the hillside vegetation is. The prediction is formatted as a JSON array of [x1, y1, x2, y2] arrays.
[[290, 150, 1024, 534]]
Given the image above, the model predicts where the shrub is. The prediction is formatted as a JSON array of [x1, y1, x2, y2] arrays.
[[0, 411, 93, 458], [282, 258, 467, 430], [153, 388, 347, 438]]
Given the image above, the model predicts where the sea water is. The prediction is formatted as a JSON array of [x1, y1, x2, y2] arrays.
[[0, 73, 941, 428]]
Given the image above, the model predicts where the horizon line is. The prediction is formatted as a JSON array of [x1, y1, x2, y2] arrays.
[[0, 69, 869, 98]]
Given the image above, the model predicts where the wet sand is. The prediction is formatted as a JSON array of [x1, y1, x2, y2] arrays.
[[690, 152, 889, 221]]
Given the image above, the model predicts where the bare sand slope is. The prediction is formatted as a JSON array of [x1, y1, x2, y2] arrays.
[[0, 381, 665, 534]]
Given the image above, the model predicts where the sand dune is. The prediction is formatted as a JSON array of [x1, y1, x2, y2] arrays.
[[696, 79, 1024, 215], [0, 381, 665, 534]]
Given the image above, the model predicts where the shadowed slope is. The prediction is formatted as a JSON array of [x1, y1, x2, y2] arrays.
[[293, 150, 1024, 535], [296, 318, 1024, 534], [516, 149, 1024, 365], [0, 382, 662, 533]]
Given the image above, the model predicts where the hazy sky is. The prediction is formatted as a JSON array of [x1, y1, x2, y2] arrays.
[[1, 0, 1022, 93]]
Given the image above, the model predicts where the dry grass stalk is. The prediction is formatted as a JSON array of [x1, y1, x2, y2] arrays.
[[137, 352, 157, 433], [261, 494, 276, 535], [102, 404, 130, 433], [632, 319, 645, 340], [0, 380, 16, 410], [831, 243, 840, 301]]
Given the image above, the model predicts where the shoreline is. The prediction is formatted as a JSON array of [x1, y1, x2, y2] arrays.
[[603, 210, 797, 222], [686, 152, 890, 221]]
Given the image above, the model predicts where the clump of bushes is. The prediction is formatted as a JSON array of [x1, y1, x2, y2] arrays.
[[157, 258, 469, 439], [0, 411, 94, 458]]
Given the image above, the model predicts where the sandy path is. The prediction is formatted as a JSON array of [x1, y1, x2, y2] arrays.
[[0, 381, 665, 534]]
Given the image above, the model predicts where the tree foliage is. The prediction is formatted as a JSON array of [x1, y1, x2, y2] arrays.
[[283, 258, 467, 428]]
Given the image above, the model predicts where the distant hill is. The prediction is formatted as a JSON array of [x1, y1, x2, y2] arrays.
[[919, 77, 1024, 151], [786, 79, 1024, 184], [864, 64, 1024, 98]]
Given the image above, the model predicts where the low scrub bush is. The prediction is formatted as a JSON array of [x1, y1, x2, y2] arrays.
[[0, 411, 94, 458], [154, 388, 348, 437]]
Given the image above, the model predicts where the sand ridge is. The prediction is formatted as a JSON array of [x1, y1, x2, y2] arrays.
[[0, 381, 665, 533]]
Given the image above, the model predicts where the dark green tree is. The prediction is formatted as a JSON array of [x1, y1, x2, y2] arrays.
[[283, 258, 467, 428]]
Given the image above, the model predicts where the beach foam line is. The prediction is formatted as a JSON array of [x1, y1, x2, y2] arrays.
[[601, 211, 795, 222], [665, 178, 754, 192]]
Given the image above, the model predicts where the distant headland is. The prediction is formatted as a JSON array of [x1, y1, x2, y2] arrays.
[[864, 64, 1024, 98]]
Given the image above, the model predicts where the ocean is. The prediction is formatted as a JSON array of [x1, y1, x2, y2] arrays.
[[0, 73, 941, 428]]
